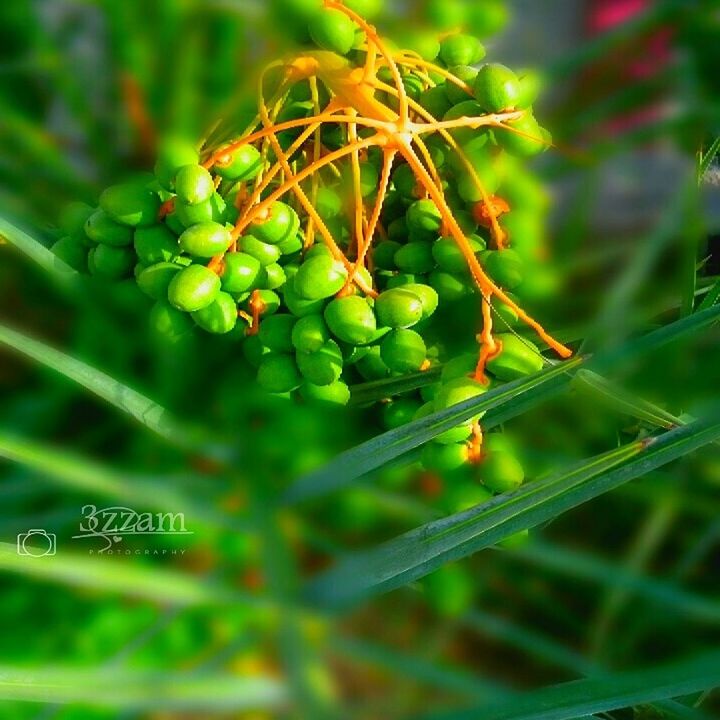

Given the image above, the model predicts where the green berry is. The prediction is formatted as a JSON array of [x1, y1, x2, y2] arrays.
[[373, 240, 402, 270], [309, 8, 356, 55], [382, 398, 422, 429], [88, 245, 134, 279], [149, 300, 194, 345], [295, 254, 347, 300], [474, 63, 522, 113], [292, 314, 329, 353], [51, 236, 87, 272], [425, 0, 466, 29], [419, 85, 453, 120], [516, 69, 544, 109], [429, 270, 470, 302], [246, 289, 281, 317], [175, 164, 214, 206], [443, 100, 489, 154], [433, 235, 481, 273], [134, 225, 179, 264], [486, 334, 544, 380], [85, 209, 133, 247], [316, 187, 343, 219], [402, 283, 439, 319], [296, 339, 343, 385], [257, 353, 302, 393], [423, 564, 474, 617], [59, 201, 94, 239], [356, 345, 390, 380], [381, 328, 426, 373], [100, 183, 160, 227], [421, 442, 469, 473], [250, 202, 300, 245], [179, 221, 232, 258], [300, 380, 351, 405], [214, 145, 263, 181], [406, 199, 442, 234], [397, 29, 440, 61], [445, 65, 479, 105], [242, 334, 270, 368], [136, 262, 182, 300], [284, 281, 327, 317], [259, 314, 297, 353], [375, 287, 424, 328], [262, 263, 286, 290], [176, 192, 226, 227], [439, 34, 485, 67], [324, 296, 377, 344], [240, 234, 282, 266], [277, 231, 304, 256], [494, 113, 547, 157], [466, 0, 508, 37], [191, 291, 238, 334], [441, 352, 477, 383], [434, 376, 487, 415], [480, 451, 524, 493], [386, 273, 420, 290], [167, 264, 221, 312], [220, 252, 262, 293], [343, 0, 382, 19], [392, 163, 417, 198], [481, 249, 524, 289], [445, 483, 493, 513], [154, 137, 199, 190], [394, 242, 435, 274]]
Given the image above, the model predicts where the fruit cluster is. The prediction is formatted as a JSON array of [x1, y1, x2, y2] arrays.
[[53, 0, 569, 494]]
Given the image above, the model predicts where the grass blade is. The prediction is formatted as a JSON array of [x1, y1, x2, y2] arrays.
[[0, 322, 189, 446], [698, 136, 720, 185], [416, 650, 720, 720], [305, 409, 720, 609], [349, 365, 442, 405], [0, 666, 286, 711]]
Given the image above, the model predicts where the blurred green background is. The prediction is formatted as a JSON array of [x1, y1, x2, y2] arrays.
[[0, 1, 719, 718]]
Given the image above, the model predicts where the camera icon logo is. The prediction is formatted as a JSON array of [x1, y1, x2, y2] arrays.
[[17, 529, 57, 557]]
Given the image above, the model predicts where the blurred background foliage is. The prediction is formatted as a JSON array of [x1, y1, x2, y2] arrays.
[[0, 0, 719, 718]]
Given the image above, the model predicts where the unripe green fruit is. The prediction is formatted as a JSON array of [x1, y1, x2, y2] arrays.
[[422, 441, 469, 473], [246, 289, 281, 317], [250, 202, 300, 245], [394, 242, 435, 274], [373, 240, 402, 270], [406, 199, 442, 234], [392, 163, 417, 198], [426, 0, 466, 29], [240, 234, 282, 266], [480, 450, 525, 493], [402, 283, 439, 319], [316, 187, 343, 219], [375, 288, 424, 328], [262, 263, 286, 291], [397, 30, 440, 61], [441, 352, 477, 383], [516, 69, 544, 109], [136, 262, 181, 300], [134, 225, 179, 264], [324, 296, 377, 344], [175, 164, 214, 206], [474, 63, 521, 113], [220, 252, 262, 293], [309, 8, 356, 55], [259, 314, 296, 353], [439, 34, 486, 67], [387, 217, 409, 242], [381, 328, 426, 373], [295, 254, 347, 300], [292, 314, 329, 353], [300, 380, 350, 405], [433, 235, 482, 273], [423, 563, 473, 617], [443, 100, 489, 154], [446, 65, 479, 105], [154, 137, 199, 190], [435, 424, 473, 445], [59, 201, 94, 239], [494, 113, 547, 157], [167, 264, 221, 312], [419, 85, 453, 120], [386, 273, 420, 290], [51, 236, 87, 272], [284, 281, 327, 317], [149, 300, 194, 345], [214, 145, 263, 181], [382, 398, 423, 429], [434, 376, 487, 413], [429, 270, 470, 302], [466, 0, 508, 37], [88, 244, 135, 279], [100, 183, 160, 227], [481, 249, 524, 289], [191, 291, 237, 334], [356, 345, 391, 380], [85, 209, 133, 247], [484, 432, 515, 455], [445, 483, 493, 513], [277, 232, 304, 256], [305, 243, 333, 260], [257, 353, 302, 393], [486, 334, 544, 380], [242, 334, 270, 368], [178, 222, 231, 258], [176, 193, 226, 228], [297, 339, 343, 385], [343, 0, 382, 19]]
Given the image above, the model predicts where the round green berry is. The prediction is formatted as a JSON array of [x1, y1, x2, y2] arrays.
[[466, 0, 508, 37], [176, 193, 226, 227], [392, 163, 417, 198], [167, 264, 221, 312], [262, 263, 286, 290], [214, 145, 263, 181], [88, 244, 134, 279], [425, 0, 466, 29], [284, 281, 327, 317], [446, 65, 479, 105], [179, 221, 232, 258], [381, 328, 427, 373], [429, 270, 470, 302], [402, 283, 439, 319], [419, 85, 453, 120], [433, 235, 481, 273], [434, 376, 487, 415], [480, 451, 524, 493], [149, 300, 194, 345], [445, 483, 493, 513], [300, 380, 351, 405], [494, 113, 547, 157], [309, 8, 356, 55], [375, 287, 424, 328], [175, 164, 214, 206], [439, 34, 485, 67], [257, 353, 302, 393], [250, 202, 300, 245], [134, 225, 179, 264], [59, 201, 94, 238], [486, 334, 544, 380], [259, 314, 297, 353], [295, 254, 347, 300], [421, 442, 469, 473], [154, 137, 199, 190], [100, 183, 160, 227], [316, 187, 343, 220], [85, 209, 133, 247], [242, 334, 270, 368], [191, 291, 238, 334], [136, 262, 182, 300], [296, 339, 343, 385], [240, 234, 282, 266], [394, 242, 435, 274], [481, 249, 524, 289], [343, 0, 382, 19], [292, 314, 329, 353], [51, 236, 87, 272], [356, 345, 390, 380], [382, 398, 423, 430], [474, 63, 521, 112], [373, 240, 402, 270], [423, 563, 474, 617], [220, 252, 262, 293], [443, 100, 489, 154], [324, 295, 377, 344], [406, 199, 442, 234]]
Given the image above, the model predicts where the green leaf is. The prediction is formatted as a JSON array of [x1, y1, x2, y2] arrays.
[[0, 322, 190, 446], [416, 649, 720, 720], [0, 665, 286, 710], [284, 357, 584, 504], [698, 136, 720, 185], [349, 365, 442, 405], [304, 409, 720, 609]]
